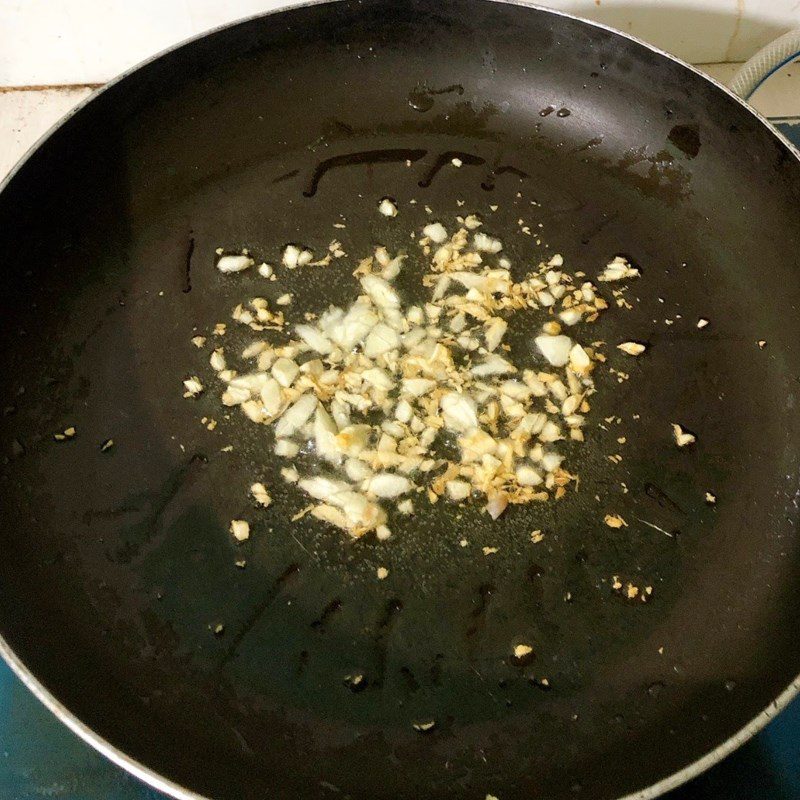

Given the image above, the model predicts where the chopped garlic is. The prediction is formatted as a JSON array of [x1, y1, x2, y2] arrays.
[[604, 514, 627, 528], [569, 344, 592, 375], [446, 480, 471, 500], [54, 426, 76, 442], [376, 525, 392, 541], [243, 342, 268, 361], [258, 262, 273, 278], [314, 405, 340, 463], [377, 566, 389, 580], [464, 214, 482, 229], [183, 377, 203, 397], [271, 357, 299, 388], [440, 392, 478, 432], [275, 394, 317, 438], [394, 399, 413, 424], [378, 197, 398, 217], [299, 476, 350, 500], [250, 482, 272, 507], [471, 353, 515, 377], [484, 318, 507, 352], [617, 341, 646, 356], [295, 324, 332, 354], [671, 423, 696, 447], [275, 439, 299, 457], [513, 644, 533, 659], [540, 451, 563, 472], [397, 498, 414, 515], [258, 379, 283, 417], [423, 222, 448, 243], [230, 519, 250, 541], [542, 321, 561, 336], [345, 459, 371, 482], [536, 335, 573, 367], [282, 244, 313, 269], [361, 274, 400, 309], [403, 377, 436, 397], [486, 492, 508, 520], [364, 323, 400, 357], [367, 473, 413, 498], [539, 420, 562, 442], [598, 256, 640, 282], [197, 214, 646, 541], [473, 232, 502, 253], [209, 348, 226, 372], [559, 308, 582, 326], [516, 465, 542, 486], [217, 254, 253, 273]]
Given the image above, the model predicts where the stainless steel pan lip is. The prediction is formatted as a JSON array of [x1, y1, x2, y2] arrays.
[[0, 2, 797, 799], [0, 638, 210, 800]]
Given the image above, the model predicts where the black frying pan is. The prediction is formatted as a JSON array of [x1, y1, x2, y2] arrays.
[[1, 2, 799, 799]]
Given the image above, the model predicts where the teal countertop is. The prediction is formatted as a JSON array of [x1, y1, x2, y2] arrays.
[[1, 653, 798, 800]]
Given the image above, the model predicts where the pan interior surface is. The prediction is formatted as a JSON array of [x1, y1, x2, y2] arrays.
[[0, 2, 799, 799]]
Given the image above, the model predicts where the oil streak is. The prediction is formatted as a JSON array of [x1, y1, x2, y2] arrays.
[[417, 151, 486, 188], [117, 453, 208, 565], [407, 83, 465, 112], [182, 235, 194, 294], [271, 168, 300, 184], [311, 598, 342, 632], [303, 149, 427, 197], [218, 563, 301, 668], [400, 665, 420, 693], [371, 598, 403, 688], [466, 582, 495, 638], [480, 164, 529, 191], [644, 482, 684, 514]]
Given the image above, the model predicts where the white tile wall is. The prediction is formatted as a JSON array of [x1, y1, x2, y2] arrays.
[[0, 0, 798, 86], [0, 88, 94, 180], [583, 0, 798, 63]]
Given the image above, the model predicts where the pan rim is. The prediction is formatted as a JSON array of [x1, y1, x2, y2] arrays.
[[0, 1, 798, 799]]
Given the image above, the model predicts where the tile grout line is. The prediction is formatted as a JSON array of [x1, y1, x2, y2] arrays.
[[0, 83, 104, 93]]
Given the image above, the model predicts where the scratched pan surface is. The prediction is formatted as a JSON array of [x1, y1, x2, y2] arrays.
[[1, 1, 800, 799]]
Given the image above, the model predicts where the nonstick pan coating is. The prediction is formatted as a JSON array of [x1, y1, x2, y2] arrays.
[[0, 2, 799, 799]]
